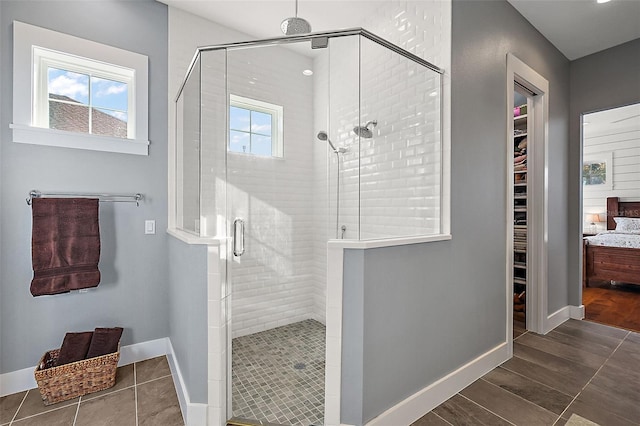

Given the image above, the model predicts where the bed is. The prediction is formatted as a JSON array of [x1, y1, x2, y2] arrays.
[[583, 197, 640, 287]]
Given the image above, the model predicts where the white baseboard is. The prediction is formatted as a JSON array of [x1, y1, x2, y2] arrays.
[[166, 339, 208, 426], [166, 339, 189, 423], [570, 304, 585, 320], [1, 338, 170, 397], [119, 337, 169, 366], [0, 366, 37, 397], [544, 305, 583, 334], [365, 342, 509, 426]]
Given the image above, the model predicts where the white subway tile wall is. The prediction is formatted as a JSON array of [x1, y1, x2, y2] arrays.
[[319, 3, 446, 241], [359, 37, 441, 239], [225, 46, 322, 338], [311, 52, 331, 324], [176, 58, 201, 234]]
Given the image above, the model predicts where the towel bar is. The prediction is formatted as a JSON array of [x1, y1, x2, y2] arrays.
[[27, 190, 143, 206]]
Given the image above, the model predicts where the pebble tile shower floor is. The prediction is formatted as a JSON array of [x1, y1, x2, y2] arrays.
[[232, 319, 326, 426]]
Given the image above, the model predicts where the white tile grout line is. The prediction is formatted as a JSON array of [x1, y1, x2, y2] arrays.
[[498, 361, 575, 398], [552, 330, 630, 426], [513, 329, 528, 342], [431, 410, 454, 426], [5, 360, 176, 426], [478, 377, 558, 420], [134, 363, 139, 426], [8, 389, 28, 425], [135, 373, 174, 387], [8, 398, 78, 424], [457, 393, 517, 425], [72, 396, 81, 425]]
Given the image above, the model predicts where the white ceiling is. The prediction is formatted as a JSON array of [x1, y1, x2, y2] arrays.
[[507, 0, 640, 60], [158, 0, 376, 41], [159, 0, 640, 61]]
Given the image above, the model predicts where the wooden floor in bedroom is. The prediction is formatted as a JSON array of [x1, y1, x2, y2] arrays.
[[583, 280, 640, 333]]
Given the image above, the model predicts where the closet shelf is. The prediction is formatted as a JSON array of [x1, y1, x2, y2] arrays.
[[513, 105, 529, 321]]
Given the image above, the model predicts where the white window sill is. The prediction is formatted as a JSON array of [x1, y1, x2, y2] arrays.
[[10, 124, 149, 156], [328, 233, 452, 249]]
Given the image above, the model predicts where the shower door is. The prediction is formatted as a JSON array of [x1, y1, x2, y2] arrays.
[[224, 41, 329, 425]]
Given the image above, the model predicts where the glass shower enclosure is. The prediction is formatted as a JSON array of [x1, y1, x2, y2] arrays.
[[175, 28, 443, 425]]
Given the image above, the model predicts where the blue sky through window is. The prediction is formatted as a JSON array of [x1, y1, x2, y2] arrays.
[[48, 68, 128, 121], [229, 105, 273, 156], [48, 68, 89, 104]]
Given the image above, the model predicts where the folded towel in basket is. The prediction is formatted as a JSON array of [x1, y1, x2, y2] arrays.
[[30, 198, 101, 296], [86, 327, 123, 358], [56, 331, 94, 366]]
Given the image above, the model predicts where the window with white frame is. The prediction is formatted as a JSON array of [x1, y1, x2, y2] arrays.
[[11, 21, 149, 155], [35, 47, 134, 139], [229, 94, 283, 157]]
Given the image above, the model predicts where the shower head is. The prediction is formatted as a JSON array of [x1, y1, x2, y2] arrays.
[[353, 120, 378, 139], [281, 0, 312, 35], [317, 131, 347, 154]]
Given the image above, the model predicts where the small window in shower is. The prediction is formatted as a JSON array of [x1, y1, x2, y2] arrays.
[[229, 94, 283, 157]]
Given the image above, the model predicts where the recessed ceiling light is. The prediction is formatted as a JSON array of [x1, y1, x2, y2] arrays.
[[596, 0, 611, 3], [302, 69, 313, 76]]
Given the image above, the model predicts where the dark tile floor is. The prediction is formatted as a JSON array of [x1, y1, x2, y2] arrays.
[[4, 319, 637, 426], [232, 319, 325, 426], [0, 356, 183, 426], [413, 319, 640, 426]]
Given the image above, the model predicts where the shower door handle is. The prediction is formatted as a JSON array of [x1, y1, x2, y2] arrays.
[[233, 218, 245, 257]]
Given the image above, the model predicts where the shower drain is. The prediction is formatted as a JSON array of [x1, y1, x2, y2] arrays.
[[293, 362, 306, 370]]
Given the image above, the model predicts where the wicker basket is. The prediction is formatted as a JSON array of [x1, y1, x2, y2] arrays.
[[34, 347, 120, 405]]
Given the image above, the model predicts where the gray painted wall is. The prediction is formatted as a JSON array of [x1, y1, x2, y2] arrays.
[[167, 238, 208, 404], [0, 0, 169, 373], [341, 250, 365, 424], [340, 1, 570, 423], [567, 38, 640, 306]]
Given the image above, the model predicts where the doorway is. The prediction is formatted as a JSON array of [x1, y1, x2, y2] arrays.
[[580, 103, 640, 333], [506, 53, 550, 341], [512, 84, 530, 334]]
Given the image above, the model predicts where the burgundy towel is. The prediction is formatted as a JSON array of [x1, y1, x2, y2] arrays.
[[30, 198, 101, 296], [86, 327, 123, 358], [56, 331, 94, 366]]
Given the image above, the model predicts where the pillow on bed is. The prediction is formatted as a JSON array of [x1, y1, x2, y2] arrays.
[[613, 217, 640, 232]]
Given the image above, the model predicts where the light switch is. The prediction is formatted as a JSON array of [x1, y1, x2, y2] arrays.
[[145, 220, 156, 235]]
